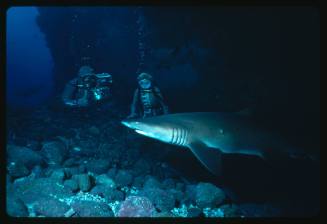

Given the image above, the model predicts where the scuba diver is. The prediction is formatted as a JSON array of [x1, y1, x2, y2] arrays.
[[62, 65, 113, 108], [127, 72, 169, 119]]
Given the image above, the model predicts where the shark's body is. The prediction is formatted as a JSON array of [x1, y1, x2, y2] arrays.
[[121, 112, 303, 176]]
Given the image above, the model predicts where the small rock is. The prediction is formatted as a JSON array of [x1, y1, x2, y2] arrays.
[[7, 145, 44, 169], [41, 141, 67, 166], [50, 169, 66, 183], [34, 197, 70, 217], [115, 170, 133, 188], [90, 185, 124, 201], [64, 166, 81, 177], [107, 167, 117, 179], [162, 178, 176, 189], [72, 200, 114, 217], [31, 165, 44, 178], [63, 179, 79, 193], [132, 159, 151, 176], [105, 189, 125, 202], [7, 162, 30, 179], [118, 196, 156, 217], [140, 188, 175, 212], [15, 178, 73, 205], [132, 176, 145, 188], [95, 174, 116, 188], [85, 159, 110, 174], [63, 158, 78, 167], [143, 176, 162, 190], [7, 174, 12, 184], [64, 208, 76, 217], [26, 140, 42, 151], [187, 207, 203, 217], [89, 126, 100, 135], [169, 189, 184, 204], [73, 174, 92, 192], [183, 184, 197, 205], [195, 182, 226, 209], [6, 195, 29, 217], [78, 164, 87, 173]]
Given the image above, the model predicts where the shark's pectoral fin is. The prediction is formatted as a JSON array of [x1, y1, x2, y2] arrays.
[[188, 142, 223, 177]]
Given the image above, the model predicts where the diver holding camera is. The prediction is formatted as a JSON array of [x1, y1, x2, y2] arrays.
[[62, 65, 112, 108]]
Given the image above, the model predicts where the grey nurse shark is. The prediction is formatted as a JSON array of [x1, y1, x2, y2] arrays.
[[121, 112, 315, 176]]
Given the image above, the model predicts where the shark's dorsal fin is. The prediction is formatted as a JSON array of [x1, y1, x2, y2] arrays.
[[188, 142, 223, 177]]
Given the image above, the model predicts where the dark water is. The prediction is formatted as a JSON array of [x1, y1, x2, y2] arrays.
[[6, 6, 320, 218]]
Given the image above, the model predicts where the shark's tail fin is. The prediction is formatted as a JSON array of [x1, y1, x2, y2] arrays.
[[188, 142, 223, 177]]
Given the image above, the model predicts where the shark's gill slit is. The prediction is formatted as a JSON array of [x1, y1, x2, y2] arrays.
[[178, 128, 183, 145], [182, 128, 188, 146], [175, 128, 180, 145], [171, 127, 176, 144], [177, 128, 181, 145], [180, 128, 184, 146]]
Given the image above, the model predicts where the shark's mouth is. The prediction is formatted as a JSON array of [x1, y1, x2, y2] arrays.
[[134, 128, 158, 139], [135, 129, 147, 136]]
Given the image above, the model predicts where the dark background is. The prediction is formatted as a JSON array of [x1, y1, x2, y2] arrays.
[[6, 6, 320, 216], [33, 6, 320, 152]]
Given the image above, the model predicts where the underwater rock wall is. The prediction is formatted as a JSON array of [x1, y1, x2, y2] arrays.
[[36, 7, 139, 100]]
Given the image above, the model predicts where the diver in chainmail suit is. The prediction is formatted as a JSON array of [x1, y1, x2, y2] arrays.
[[127, 72, 169, 118]]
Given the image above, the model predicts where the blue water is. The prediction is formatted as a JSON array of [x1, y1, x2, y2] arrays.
[[6, 7, 54, 108]]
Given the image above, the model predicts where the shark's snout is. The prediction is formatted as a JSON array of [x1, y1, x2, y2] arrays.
[[121, 120, 132, 128], [121, 118, 171, 142], [121, 120, 139, 129]]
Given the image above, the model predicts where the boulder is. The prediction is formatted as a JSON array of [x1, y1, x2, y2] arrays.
[[72, 174, 93, 192], [34, 197, 70, 217], [6, 194, 29, 217], [7, 162, 30, 179], [71, 200, 114, 217], [41, 141, 67, 165], [7, 145, 44, 169], [90, 185, 124, 201], [107, 167, 117, 179], [195, 182, 226, 209], [85, 159, 110, 174], [50, 169, 66, 184], [132, 175, 145, 188], [15, 178, 73, 205], [143, 176, 162, 190], [162, 178, 176, 189], [95, 174, 116, 188], [140, 188, 175, 212], [63, 179, 79, 193], [187, 207, 203, 217], [118, 196, 156, 217], [115, 170, 133, 188], [132, 158, 151, 176]]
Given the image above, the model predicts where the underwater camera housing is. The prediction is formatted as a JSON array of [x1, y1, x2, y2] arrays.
[[93, 73, 113, 101], [76, 73, 112, 101]]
